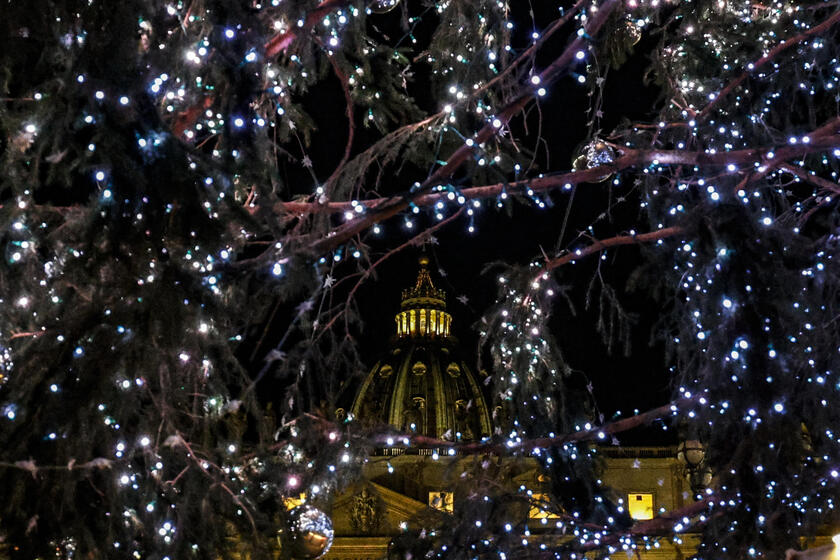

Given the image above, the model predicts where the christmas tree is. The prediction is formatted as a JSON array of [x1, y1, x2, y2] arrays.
[[2, 0, 840, 558]]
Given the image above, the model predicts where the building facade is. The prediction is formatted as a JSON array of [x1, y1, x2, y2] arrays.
[[325, 258, 699, 559]]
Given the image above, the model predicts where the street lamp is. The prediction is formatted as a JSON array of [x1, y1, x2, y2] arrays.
[[677, 439, 712, 499]]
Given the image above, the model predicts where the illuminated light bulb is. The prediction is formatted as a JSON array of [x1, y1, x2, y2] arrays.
[[368, 0, 400, 14]]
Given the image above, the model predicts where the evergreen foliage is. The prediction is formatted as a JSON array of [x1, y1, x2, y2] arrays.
[[1, 0, 840, 558]]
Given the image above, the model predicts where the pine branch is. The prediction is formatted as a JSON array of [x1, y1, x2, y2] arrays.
[[571, 496, 715, 553], [306, 0, 624, 254], [264, 0, 350, 57], [470, 0, 588, 100], [299, 396, 695, 455], [0, 458, 115, 474], [321, 41, 356, 195], [284, 0, 586, 208], [696, 9, 840, 121], [278, 124, 840, 220]]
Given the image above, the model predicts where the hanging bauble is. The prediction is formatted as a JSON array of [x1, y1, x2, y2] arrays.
[[277, 505, 334, 560], [368, 0, 401, 14], [572, 139, 617, 183], [623, 19, 641, 47]]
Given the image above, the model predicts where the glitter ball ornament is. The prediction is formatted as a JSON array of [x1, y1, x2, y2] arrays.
[[368, 0, 401, 14], [277, 505, 334, 559], [624, 19, 641, 47], [572, 139, 617, 182]]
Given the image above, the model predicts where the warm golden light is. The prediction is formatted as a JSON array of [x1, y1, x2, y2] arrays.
[[627, 493, 654, 520], [529, 493, 560, 519], [396, 308, 451, 338], [283, 493, 306, 510], [395, 256, 453, 338], [428, 491, 454, 513], [830, 535, 840, 560]]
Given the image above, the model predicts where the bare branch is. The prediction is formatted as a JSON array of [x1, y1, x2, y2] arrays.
[[779, 163, 840, 195], [543, 226, 685, 272]]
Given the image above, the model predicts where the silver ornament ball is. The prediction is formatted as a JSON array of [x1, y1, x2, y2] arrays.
[[624, 19, 641, 47], [572, 139, 616, 182], [277, 505, 334, 560]]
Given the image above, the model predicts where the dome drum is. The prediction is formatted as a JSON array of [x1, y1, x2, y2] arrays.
[[395, 308, 452, 338]]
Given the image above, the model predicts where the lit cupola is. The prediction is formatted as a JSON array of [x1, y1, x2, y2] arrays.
[[395, 256, 452, 338], [350, 257, 492, 441]]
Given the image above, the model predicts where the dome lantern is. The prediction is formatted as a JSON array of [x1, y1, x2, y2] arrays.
[[350, 257, 492, 441], [395, 256, 452, 339]]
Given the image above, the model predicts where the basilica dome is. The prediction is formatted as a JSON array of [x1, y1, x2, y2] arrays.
[[350, 257, 492, 441]]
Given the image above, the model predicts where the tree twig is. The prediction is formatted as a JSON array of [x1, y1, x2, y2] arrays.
[[320, 42, 356, 195], [542, 226, 685, 273]]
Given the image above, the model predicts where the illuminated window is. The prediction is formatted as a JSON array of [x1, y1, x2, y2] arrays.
[[429, 491, 454, 513], [528, 493, 560, 519], [627, 493, 654, 520]]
